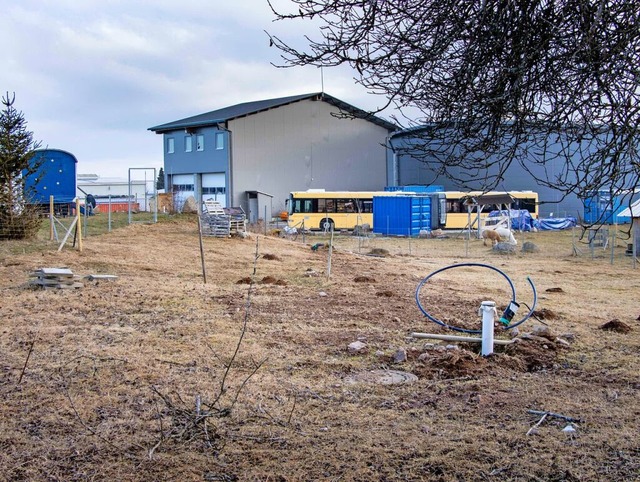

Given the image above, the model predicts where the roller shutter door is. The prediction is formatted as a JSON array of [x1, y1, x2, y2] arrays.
[[202, 173, 226, 208], [171, 174, 195, 211]]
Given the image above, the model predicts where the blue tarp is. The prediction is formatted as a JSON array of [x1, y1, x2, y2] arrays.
[[488, 209, 535, 231], [535, 217, 577, 230], [488, 209, 577, 231]]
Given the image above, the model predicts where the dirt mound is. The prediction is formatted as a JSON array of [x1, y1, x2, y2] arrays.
[[600, 319, 632, 333], [354, 276, 376, 283], [414, 349, 489, 378], [532, 308, 560, 320], [376, 290, 394, 297], [545, 287, 564, 293], [505, 339, 560, 371]]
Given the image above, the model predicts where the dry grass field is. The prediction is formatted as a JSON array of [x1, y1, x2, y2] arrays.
[[0, 215, 638, 481]]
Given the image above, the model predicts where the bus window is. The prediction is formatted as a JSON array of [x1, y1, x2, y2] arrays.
[[318, 198, 336, 213], [446, 200, 462, 213], [337, 199, 356, 213], [518, 198, 537, 213]]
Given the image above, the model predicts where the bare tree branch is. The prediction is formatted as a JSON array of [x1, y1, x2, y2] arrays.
[[267, 0, 640, 206]]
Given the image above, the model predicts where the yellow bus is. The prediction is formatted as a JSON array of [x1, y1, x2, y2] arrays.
[[287, 190, 407, 231], [443, 190, 539, 229]]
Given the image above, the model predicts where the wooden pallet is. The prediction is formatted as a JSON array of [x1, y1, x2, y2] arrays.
[[200, 213, 231, 237], [29, 268, 84, 289], [224, 206, 247, 234], [203, 200, 225, 215]]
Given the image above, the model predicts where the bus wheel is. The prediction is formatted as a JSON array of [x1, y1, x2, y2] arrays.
[[320, 218, 334, 231]]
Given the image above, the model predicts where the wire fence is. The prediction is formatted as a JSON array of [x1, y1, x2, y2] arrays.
[[272, 223, 639, 269], [3, 203, 637, 270]]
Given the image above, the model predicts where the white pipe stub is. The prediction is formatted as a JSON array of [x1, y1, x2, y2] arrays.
[[479, 301, 498, 356]]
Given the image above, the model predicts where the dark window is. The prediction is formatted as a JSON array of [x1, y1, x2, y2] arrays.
[[516, 198, 537, 213], [202, 186, 226, 195], [336, 199, 356, 213], [446, 200, 465, 213]]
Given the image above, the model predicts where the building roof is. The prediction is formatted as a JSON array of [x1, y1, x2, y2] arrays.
[[617, 199, 640, 218], [32, 148, 78, 163], [148, 92, 397, 133]]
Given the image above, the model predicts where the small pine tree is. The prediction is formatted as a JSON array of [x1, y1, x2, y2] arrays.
[[0, 92, 43, 239], [156, 167, 165, 190]]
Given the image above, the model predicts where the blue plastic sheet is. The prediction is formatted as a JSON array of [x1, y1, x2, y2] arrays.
[[535, 217, 577, 230], [488, 209, 577, 231], [487, 209, 535, 231]]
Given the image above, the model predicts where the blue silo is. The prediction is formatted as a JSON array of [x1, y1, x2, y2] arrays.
[[25, 149, 78, 207]]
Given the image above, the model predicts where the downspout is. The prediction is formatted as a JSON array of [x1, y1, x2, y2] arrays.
[[385, 133, 398, 186], [217, 122, 233, 207], [387, 131, 400, 187], [227, 125, 233, 207]]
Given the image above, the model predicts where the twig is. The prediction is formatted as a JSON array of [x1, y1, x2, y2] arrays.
[[287, 393, 297, 425], [527, 409, 582, 423], [16, 340, 35, 386], [212, 236, 260, 407], [62, 384, 141, 457], [154, 358, 195, 367], [148, 398, 165, 459], [228, 357, 267, 412], [526, 413, 547, 436]]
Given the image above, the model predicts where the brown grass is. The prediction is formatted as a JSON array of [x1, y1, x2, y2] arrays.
[[0, 217, 639, 481]]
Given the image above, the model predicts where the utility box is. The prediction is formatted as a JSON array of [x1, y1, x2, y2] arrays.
[[373, 193, 444, 236]]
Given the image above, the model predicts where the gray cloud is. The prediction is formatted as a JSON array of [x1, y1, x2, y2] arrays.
[[0, 0, 395, 177]]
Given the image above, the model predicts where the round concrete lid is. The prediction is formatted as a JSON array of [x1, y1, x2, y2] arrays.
[[345, 369, 418, 385]]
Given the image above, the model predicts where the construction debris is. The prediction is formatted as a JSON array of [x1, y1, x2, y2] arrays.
[[200, 201, 247, 237], [29, 268, 83, 289], [83, 274, 119, 281]]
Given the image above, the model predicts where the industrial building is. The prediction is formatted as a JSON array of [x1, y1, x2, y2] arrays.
[[149, 92, 397, 223], [76, 174, 149, 212]]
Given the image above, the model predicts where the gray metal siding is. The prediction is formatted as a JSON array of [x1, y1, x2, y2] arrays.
[[229, 99, 390, 216], [390, 138, 584, 218]]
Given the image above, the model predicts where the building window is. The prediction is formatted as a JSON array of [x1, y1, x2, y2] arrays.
[[202, 186, 226, 195], [196, 134, 204, 151], [167, 137, 175, 154], [172, 184, 194, 192], [215, 132, 224, 150], [185, 136, 192, 152]]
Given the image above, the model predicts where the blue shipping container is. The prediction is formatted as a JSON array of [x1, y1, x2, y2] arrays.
[[25, 149, 78, 204], [583, 190, 628, 224], [373, 195, 435, 236]]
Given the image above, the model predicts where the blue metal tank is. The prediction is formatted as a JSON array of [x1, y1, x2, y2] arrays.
[[25, 149, 78, 204]]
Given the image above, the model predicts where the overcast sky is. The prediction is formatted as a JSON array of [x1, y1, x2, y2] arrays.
[[0, 0, 396, 179]]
